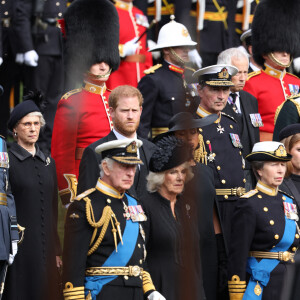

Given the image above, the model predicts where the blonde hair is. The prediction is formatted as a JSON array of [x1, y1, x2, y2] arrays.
[[109, 85, 143, 109]]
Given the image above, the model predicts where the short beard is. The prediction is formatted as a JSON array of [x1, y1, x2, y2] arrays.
[[113, 119, 140, 137]]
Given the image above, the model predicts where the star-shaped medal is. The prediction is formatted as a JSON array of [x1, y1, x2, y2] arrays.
[[208, 153, 216, 162]]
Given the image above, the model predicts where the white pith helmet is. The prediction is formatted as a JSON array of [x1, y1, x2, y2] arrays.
[[149, 15, 197, 52]]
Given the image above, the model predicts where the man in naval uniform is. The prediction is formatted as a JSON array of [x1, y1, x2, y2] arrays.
[[193, 64, 246, 246], [62, 139, 165, 300], [137, 16, 199, 140]]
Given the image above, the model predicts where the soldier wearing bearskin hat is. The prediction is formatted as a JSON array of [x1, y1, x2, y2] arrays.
[[243, 0, 300, 142], [51, 0, 120, 207]]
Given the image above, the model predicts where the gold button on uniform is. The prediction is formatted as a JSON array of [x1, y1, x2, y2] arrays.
[[206, 140, 210, 144], [243, 178, 246, 183], [274, 234, 279, 240], [217, 166, 221, 170], [221, 179, 226, 184], [199, 128, 203, 132], [230, 125, 233, 128], [263, 207, 268, 212], [239, 151, 242, 155], [139, 259, 143, 264], [296, 234, 299, 239], [270, 220, 274, 225], [292, 247, 297, 252], [124, 275, 129, 280], [138, 244, 141, 248], [107, 199, 111, 204], [224, 195, 228, 199], [140, 275, 142, 279], [282, 196, 286, 201], [258, 195, 262, 199]]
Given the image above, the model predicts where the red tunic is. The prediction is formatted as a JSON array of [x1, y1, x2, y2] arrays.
[[106, 0, 153, 89], [51, 82, 113, 204], [244, 64, 300, 137]]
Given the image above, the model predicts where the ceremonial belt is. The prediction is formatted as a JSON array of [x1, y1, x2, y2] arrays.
[[235, 14, 254, 23], [147, 4, 174, 16], [151, 127, 169, 138], [0, 193, 7, 206], [204, 11, 228, 22], [124, 54, 146, 63], [249, 251, 295, 262], [85, 194, 139, 300], [244, 194, 296, 299], [75, 147, 85, 160], [2, 18, 10, 28], [215, 187, 245, 197], [86, 266, 143, 277]]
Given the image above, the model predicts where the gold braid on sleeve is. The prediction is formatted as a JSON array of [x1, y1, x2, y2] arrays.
[[228, 275, 247, 300], [142, 270, 156, 294], [84, 197, 123, 255]]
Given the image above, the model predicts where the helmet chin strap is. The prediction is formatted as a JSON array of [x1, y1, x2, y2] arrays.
[[170, 48, 188, 66], [86, 68, 112, 80], [268, 53, 292, 68]]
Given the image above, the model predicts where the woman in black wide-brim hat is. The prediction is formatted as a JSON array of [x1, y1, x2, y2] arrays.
[[228, 141, 300, 300], [4, 91, 62, 300]]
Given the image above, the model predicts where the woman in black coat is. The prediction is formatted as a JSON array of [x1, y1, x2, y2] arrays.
[[3, 92, 62, 300]]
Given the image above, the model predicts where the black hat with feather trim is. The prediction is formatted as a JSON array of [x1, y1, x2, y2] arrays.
[[252, 0, 300, 67], [150, 136, 192, 172], [8, 91, 44, 131], [63, 0, 120, 84]]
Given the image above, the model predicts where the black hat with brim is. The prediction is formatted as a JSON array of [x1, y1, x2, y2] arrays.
[[279, 123, 300, 141]]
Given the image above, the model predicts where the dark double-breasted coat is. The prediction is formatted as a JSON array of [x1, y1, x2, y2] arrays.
[[223, 91, 260, 190], [137, 61, 199, 139], [63, 179, 154, 299], [4, 142, 61, 300], [228, 182, 300, 299], [196, 108, 245, 245], [77, 131, 157, 198]]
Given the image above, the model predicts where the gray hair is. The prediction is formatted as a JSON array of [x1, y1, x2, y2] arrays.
[[217, 47, 249, 67], [27, 111, 46, 128], [99, 157, 115, 178], [146, 162, 194, 193]]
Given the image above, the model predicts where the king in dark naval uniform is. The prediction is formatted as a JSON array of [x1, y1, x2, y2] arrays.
[[62, 139, 165, 300], [193, 64, 246, 247]]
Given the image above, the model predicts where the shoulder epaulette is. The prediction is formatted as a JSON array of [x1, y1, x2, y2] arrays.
[[286, 72, 300, 79], [247, 70, 261, 80], [279, 189, 294, 199], [241, 189, 258, 198], [221, 112, 237, 122], [74, 188, 96, 201], [61, 88, 82, 100], [144, 64, 162, 75]]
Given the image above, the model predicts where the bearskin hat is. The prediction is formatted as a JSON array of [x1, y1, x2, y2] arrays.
[[252, 0, 300, 66], [64, 0, 120, 84]]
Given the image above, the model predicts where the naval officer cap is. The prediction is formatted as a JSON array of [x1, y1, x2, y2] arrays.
[[240, 29, 252, 45], [246, 141, 291, 162], [95, 139, 144, 165], [193, 64, 238, 87]]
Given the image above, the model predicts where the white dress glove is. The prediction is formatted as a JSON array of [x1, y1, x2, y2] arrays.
[[15, 53, 25, 64], [8, 240, 18, 265], [122, 37, 139, 57], [148, 39, 161, 60], [0, 57, 3, 66], [188, 49, 202, 68], [293, 57, 300, 73], [147, 291, 166, 300], [24, 50, 39, 67]]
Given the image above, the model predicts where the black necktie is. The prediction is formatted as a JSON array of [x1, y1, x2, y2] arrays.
[[230, 93, 240, 114]]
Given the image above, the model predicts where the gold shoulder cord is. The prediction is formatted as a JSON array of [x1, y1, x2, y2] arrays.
[[84, 197, 123, 255], [194, 132, 207, 165]]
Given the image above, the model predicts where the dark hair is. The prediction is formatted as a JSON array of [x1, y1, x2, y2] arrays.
[[282, 133, 300, 177], [251, 161, 265, 180]]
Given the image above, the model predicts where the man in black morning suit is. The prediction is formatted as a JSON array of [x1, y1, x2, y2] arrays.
[[77, 85, 157, 198], [218, 47, 261, 190]]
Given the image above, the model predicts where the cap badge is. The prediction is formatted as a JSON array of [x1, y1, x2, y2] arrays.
[[126, 141, 137, 154], [218, 68, 229, 79], [274, 145, 287, 157], [182, 28, 189, 37]]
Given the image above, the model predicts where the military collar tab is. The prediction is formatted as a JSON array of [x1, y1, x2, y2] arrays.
[[96, 179, 124, 199], [256, 180, 278, 196], [263, 64, 286, 79], [115, 0, 132, 10], [168, 64, 184, 74], [196, 106, 220, 123], [83, 81, 106, 95]]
